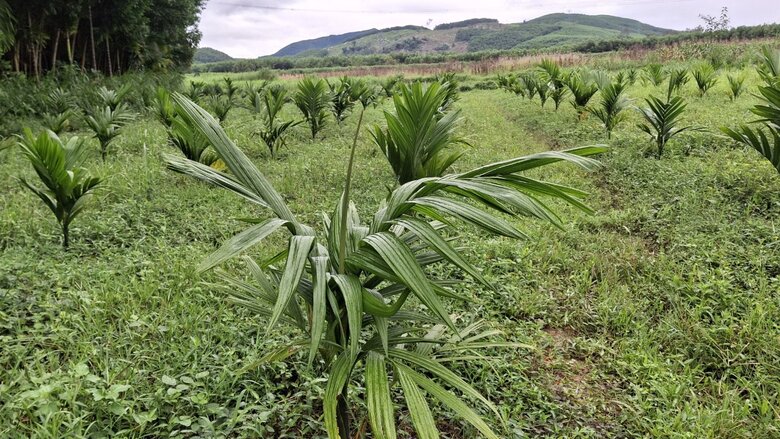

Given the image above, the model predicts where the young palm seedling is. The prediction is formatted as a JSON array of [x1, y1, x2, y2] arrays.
[[164, 91, 606, 439], [184, 81, 206, 102], [539, 59, 569, 110], [566, 73, 599, 116], [206, 95, 233, 124], [294, 77, 332, 140], [726, 73, 746, 101], [96, 84, 132, 111], [435, 72, 460, 113], [17, 130, 101, 248], [758, 46, 780, 86], [644, 63, 667, 87], [84, 104, 134, 161], [380, 74, 404, 98], [637, 95, 698, 158], [256, 87, 302, 159], [692, 63, 718, 96], [722, 79, 780, 173], [42, 87, 79, 134], [666, 68, 689, 100], [588, 80, 630, 139], [371, 81, 468, 184], [520, 73, 538, 100], [329, 76, 356, 126]]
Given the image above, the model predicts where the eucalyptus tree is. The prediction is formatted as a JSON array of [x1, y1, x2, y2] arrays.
[[164, 91, 606, 439], [17, 129, 101, 248]]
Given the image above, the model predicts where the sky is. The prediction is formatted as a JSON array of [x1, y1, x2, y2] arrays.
[[198, 0, 780, 58]]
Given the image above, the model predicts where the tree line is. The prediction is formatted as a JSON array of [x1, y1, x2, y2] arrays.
[[0, 0, 204, 77]]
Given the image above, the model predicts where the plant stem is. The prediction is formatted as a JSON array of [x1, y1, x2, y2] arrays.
[[62, 222, 69, 249], [337, 105, 365, 273]]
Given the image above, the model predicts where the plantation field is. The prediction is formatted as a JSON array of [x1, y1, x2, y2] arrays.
[[2, 65, 780, 438]]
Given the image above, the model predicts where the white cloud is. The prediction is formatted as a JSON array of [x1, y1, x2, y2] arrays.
[[198, 0, 780, 58]]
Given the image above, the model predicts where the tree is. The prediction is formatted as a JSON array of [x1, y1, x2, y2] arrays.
[[698, 7, 730, 32]]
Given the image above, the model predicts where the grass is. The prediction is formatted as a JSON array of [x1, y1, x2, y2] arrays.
[[1, 65, 779, 437]]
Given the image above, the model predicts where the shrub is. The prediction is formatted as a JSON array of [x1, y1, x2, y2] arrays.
[[17, 130, 101, 248]]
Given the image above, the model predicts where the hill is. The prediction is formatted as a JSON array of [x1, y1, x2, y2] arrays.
[[273, 29, 380, 57], [194, 47, 233, 63], [270, 13, 675, 57]]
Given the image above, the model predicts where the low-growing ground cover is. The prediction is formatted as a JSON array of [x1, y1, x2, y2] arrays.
[[1, 64, 779, 438]]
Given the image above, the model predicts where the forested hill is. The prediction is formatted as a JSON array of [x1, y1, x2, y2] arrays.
[[194, 47, 233, 64], [268, 13, 675, 57], [0, 0, 204, 76]]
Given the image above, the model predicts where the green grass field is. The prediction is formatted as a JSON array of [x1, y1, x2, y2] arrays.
[[2, 67, 779, 438]]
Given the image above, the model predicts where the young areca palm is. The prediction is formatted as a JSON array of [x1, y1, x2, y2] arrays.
[[328, 76, 356, 126], [566, 73, 599, 114], [84, 104, 134, 161], [587, 81, 630, 139], [206, 95, 233, 124], [692, 63, 718, 96], [644, 63, 667, 87], [371, 81, 468, 185], [294, 77, 332, 139], [727, 73, 746, 101], [164, 92, 606, 439], [380, 74, 404, 98], [666, 68, 689, 100], [722, 81, 780, 173], [96, 84, 131, 111], [539, 59, 568, 110], [255, 88, 302, 158], [17, 130, 101, 248], [43, 87, 79, 134], [758, 46, 780, 86], [637, 95, 697, 158]]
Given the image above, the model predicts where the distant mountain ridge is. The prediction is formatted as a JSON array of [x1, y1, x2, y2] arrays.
[[266, 13, 676, 58]]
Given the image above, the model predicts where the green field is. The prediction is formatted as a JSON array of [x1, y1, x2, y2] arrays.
[[2, 63, 780, 438]]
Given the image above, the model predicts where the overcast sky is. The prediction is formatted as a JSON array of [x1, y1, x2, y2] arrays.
[[199, 0, 780, 58]]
